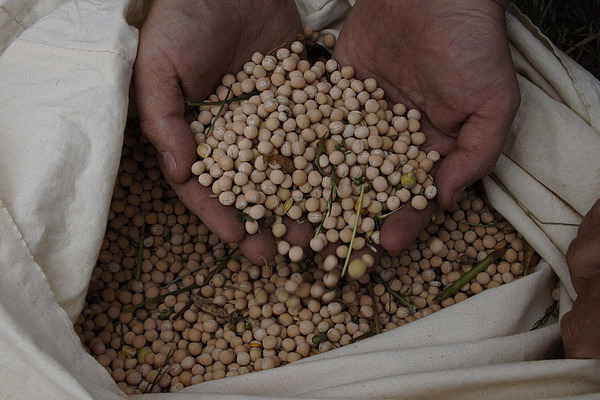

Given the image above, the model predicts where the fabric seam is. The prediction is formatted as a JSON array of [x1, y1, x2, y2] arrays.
[[16, 37, 135, 65], [0, 6, 27, 30]]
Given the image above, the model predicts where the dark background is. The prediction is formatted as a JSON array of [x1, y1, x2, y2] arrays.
[[512, 0, 599, 79]]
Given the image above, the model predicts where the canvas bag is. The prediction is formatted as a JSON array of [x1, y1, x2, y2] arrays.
[[0, 1, 599, 399]]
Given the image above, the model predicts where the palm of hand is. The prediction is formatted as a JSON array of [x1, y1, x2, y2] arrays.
[[333, 0, 519, 251], [134, 0, 307, 263]]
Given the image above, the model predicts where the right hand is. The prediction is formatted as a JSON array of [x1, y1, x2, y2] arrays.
[[333, 0, 520, 254], [134, 0, 311, 264], [562, 198, 600, 358]]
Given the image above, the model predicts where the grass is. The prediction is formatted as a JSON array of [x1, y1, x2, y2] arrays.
[[512, 0, 600, 79]]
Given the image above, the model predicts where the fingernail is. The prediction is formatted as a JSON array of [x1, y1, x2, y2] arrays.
[[161, 152, 176, 179], [451, 187, 465, 205]]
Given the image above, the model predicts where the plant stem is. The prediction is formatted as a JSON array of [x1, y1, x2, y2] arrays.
[[124, 284, 200, 312], [135, 222, 146, 281], [370, 273, 416, 312], [185, 90, 258, 107], [530, 300, 559, 330], [126, 246, 239, 312], [367, 281, 382, 334], [203, 85, 232, 137], [206, 247, 239, 283], [172, 298, 193, 321], [314, 167, 337, 237], [349, 330, 376, 344], [434, 247, 506, 303], [147, 347, 173, 393], [341, 183, 366, 276]]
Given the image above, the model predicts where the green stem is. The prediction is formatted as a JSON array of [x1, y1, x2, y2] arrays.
[[172, 298, 193, 321], [160, 251, 238, 290], [434, 248, 506, 303], [349, 330, 376, 344], [342, 183, 366, 276], [206, 247, 239, 283], [185, 90, 258, 107], [126, 246, 239, 312], [147, 347, 174, 393], [204, 85, 232, 137], [135, 222, 146, 281], [314, 167, 337, 238], [124, 284, 200, 312], [370, 273, 416, 312]]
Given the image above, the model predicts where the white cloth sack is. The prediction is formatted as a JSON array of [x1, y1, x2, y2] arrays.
[[0, 1, 599, 399]]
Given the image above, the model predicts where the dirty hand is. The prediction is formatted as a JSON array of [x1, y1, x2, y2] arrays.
[[333, 0, 520, 253], [562, 198, 600, 358], [134, 0, 308, 264]]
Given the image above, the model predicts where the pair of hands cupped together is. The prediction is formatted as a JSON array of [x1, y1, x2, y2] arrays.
[[134, 0, 600, 361], [133, 0, 519, 266]]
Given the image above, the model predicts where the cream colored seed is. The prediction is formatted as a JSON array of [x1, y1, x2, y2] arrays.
[[411, 195, 428, 211]]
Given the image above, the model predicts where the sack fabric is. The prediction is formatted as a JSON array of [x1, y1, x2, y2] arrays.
[[0, 0, 599, 399]]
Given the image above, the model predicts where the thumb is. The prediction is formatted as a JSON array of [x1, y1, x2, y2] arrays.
[[134, 44, 197, 184], [434, 99, 516, 209]]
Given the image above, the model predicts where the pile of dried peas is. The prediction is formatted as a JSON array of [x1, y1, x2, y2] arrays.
[[189, 39, 438, 276], [75, 125, 533, 394], [74, 29, 537, 394]]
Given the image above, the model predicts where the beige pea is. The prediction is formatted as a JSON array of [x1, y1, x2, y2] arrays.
[[365, 99, 380, 113], [198, 173, 213, 187], [277, 240, 291, 255], [270, 169, 285, 185], [291, 41, 304, 54], [245, 220, 259, 235], [411, 195, 427, 211], [340, 66, 354, 79], [218, 191, 235, 207], [191, 161, 206, 176], [287, 205, 302, 220], [372, 176, 388, 193], [289, 246, 304, 262], [310, 237, 326, 252], [323, 33, 336, 48], [410, 132, 426, 146], [248, 205, 266, 220], [424, 185, 437, 200], [407, 109, 421, 120]]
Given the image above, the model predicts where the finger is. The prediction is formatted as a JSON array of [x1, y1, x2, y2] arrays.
[[380, 202, 436, 252], [577, 198, 600, 237], [561, 276, 600, 359], [169, 177, 245, 244], [434, 94, 518, 209], [417, 117, 457, 156], [565, 226, 600, 294], [239, 228, 276, 265], [134, 30, 197, 184], [282, 216, 313, 248]]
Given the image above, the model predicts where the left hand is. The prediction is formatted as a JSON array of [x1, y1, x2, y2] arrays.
[[134, 0, 310, 264]]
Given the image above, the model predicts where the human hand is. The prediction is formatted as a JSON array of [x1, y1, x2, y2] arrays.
[[333, 0, 520, 253], [134, 0, 310, 264], [562, 198, 600, 358]]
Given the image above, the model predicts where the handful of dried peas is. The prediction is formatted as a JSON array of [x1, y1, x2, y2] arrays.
[[190, 38, 438, 275], [74, 28, 538, 395]]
